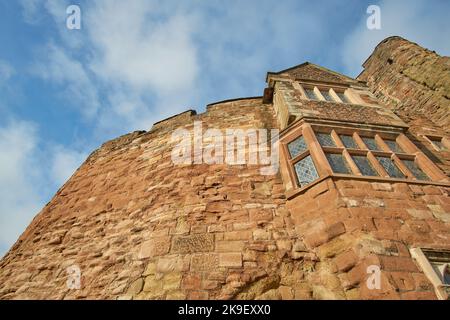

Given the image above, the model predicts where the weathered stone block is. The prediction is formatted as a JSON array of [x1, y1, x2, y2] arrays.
[[163, 272, 182, 290], [335, 250, 358, 272], [219, 253, 242, 267], [216, 240, 246, 252], [172, 234, 214, 254], [190, 253, 219, 271], [156, 256, 184, 273], [143, 275, 162, 292], [253, 229, 270, 240], [127, 278, 144, 295], [138, 237, 171, 259]]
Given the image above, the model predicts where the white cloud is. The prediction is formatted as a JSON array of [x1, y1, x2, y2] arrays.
[[86, 0, 199, 95], [32, 43, 101, 118], [0, 119, 89, 257], [19, 0, 70, 25], [0, 60, 17, 113], [0, 60, 15, 83], [17, 0, 42, 24], [50, 146, 87, 186], [341, 0, 450, 76], [0, 120, 43, 257], [22, 0, 201, 134]]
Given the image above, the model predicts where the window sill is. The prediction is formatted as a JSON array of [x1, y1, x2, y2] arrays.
[[286, 173, 450, 200]]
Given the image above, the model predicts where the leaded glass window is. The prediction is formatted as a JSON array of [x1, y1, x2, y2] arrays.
[[340, 135, 359, 149], [337, 92, 349, 103], [403, 159, 429, 181], [304, 88, 317, 100], [376, 157, 404, 178], [326, 153, 350, 174], [287, 136, 307, 158], [320, 90, 334, 102], [428, 137, 445, 151], [294, 155, 319, 187], [352, 155, 378, 176], [433, 140, 444, 150], [362, 137, 380, 151], [284, 126, 441, 190], [316, 133, 336, 147], [385, 140, 404, 153]]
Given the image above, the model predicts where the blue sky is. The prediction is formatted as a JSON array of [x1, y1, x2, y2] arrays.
[[0, 0, 449, 257]]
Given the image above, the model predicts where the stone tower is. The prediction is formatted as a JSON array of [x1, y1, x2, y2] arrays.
[[0, 36, 449, 300]]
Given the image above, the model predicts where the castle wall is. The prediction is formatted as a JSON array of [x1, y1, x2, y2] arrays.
[[0, 37, 449, 300], [357, 36, 450, 177], [358, 37, 450, 129], [287, 177, 449, 299], [0, 98, 313, 300]]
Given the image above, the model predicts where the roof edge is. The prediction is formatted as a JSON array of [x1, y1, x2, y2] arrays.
[[206, 96, 263, 108], [266, 61, 357, 83]]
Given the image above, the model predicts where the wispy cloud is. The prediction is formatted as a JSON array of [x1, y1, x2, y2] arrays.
[[50, 145, 87, 186], [17, 0, 42, 24], [32, 43, 101, 118], [341, 0, 450, 76], [0, 60, 19, 114], [87, 1, 199, 95], [0, 120, 43, 257], [0, 60, 15, 83], [0, 118, 88, 257]]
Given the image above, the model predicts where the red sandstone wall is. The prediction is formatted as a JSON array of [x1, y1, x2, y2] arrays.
[[1, 37, 449, 301], [287, 178, 449, 299], [1, 96, 448, 300], [358, 36, 450, 176], [0, 99, 310, 300], [358, 36, 450, 130]]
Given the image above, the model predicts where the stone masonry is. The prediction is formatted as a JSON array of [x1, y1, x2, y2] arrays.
[[0, 36, 448, 300]]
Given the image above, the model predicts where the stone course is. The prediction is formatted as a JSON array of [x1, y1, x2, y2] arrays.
[[0, 37, 448, 300]]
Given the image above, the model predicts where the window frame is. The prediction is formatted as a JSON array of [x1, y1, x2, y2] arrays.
[[280, 123, 448, 192], [410, 248, 450, 300], [281, 125, 328, 189], [423, 135, 448, 152], [302, 86, 319, 101], [297, 82, 354, 104]]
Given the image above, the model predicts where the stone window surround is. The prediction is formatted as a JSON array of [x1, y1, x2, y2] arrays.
[[280, 121, 449, 194], [422, 134, 449, 152], [410, 248, 450, 300], [296, 81, 360, 104]]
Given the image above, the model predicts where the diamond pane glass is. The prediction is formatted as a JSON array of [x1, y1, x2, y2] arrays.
[[431, 138, 444, 150], [305, 88, 317, 100], [337, 92, 349, 103], [362, 137, 380, 151], [340, 135, 359, 149], [316, 133, 336, 147], [376, 157, 405, 178], [326, 153, 350, 174], [287, 136, 307, 158], [294, 155, 319, 187], [403, 159, 429, 181], [385, 140, 404, 153], [320, 90, 334, 102], [352, 155, 378, 176]]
